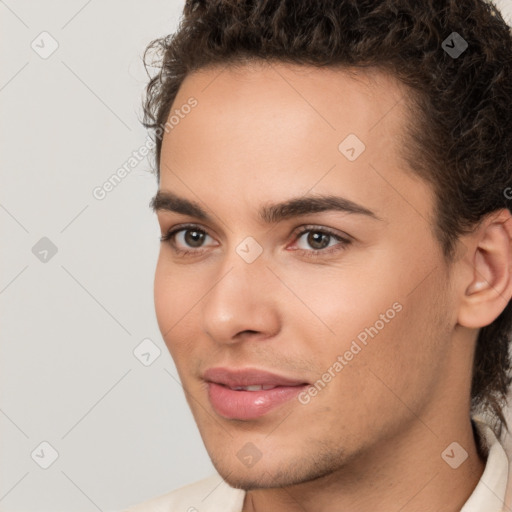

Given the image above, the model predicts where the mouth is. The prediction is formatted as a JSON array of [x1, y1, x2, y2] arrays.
[[203, 367, 310, 420]]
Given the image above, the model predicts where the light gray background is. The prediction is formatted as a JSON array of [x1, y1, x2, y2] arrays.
[[1, 1, 512, 511]]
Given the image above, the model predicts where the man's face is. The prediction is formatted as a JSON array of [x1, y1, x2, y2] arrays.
[[153, 62, 459, 488]]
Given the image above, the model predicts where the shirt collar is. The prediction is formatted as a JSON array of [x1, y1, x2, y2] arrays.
[[459, 415, 510, 512]]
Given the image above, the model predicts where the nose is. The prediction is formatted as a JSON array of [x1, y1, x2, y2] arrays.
[[201, 249, 281, 345]]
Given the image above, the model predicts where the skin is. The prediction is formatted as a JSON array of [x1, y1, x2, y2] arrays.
[[152, 61, 512, 511]]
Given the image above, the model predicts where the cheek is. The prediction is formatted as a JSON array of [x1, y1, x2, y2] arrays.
[[153, 258, 190, 351], [153, 258, 173, 332], [153, 255, 199, 324], [277, 257, 400, 352], [289, 249, 450, 394], [318, 272, 451, 424], [153, 256, 211, 365]]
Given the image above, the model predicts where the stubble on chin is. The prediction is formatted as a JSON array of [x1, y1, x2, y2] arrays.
[[208, 442, 350, 491]]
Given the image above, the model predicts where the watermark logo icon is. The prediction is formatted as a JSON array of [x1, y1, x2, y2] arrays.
[[31, 31, 59, 59], [236, 442, 262, 468], [32, 237, 58, 263], [133, 338, 161, 367], [236, 237, 263, 264], [338, 134, 366, 161], [441, 441, 468, 469], [31, 441, 59, 469], [442, 32, 468, 59]]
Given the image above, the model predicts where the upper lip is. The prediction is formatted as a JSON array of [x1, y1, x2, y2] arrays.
[[203, 367, 309, 388]]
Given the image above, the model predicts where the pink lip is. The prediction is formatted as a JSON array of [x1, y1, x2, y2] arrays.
[[203, 367, 308, 387], [203, 367, 309, 420]]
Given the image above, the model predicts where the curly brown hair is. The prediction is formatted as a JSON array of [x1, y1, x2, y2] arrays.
[[141, 0, 512, 437]]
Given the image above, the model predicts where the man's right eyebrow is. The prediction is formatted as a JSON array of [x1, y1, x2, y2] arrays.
[[150, 190, 383, 223], [150, 191, 212, 221]]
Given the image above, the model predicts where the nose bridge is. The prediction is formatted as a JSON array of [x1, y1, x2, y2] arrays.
[[214, 232, 270, 295], [201, 240, 279, 342]]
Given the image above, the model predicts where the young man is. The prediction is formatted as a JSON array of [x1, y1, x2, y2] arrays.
[[125, 0, 512, 510]]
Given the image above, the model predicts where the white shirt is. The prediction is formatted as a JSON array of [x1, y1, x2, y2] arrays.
[[123, 417, 511, 512]]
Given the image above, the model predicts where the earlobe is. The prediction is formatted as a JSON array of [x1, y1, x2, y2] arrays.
[[457, 210, 512, 329]]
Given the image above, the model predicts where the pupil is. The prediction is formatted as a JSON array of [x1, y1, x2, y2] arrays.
[[309, 232, 328, 249], [185, 230, 204, 247]]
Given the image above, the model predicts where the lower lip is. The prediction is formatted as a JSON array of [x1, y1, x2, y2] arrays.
[[207, 382, 307, 420]]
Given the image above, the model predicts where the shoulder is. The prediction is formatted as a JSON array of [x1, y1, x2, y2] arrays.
[[122, 473, 246, 512]]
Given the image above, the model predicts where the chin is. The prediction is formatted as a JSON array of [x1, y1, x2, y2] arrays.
[[218, 468, 305, 491], [209, 451, 345, 491]]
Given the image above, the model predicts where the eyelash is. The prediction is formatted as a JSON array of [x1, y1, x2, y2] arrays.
[[159, 223, 352, 259]]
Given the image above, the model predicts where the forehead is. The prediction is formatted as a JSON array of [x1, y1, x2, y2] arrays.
[[174, 60, 409, 127], [163, 61, 410, 171], [158, 61, 434, 230]]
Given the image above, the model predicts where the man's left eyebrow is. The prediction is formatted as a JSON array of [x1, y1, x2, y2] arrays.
[[259, 194, 382, 223], [150, 191, 382, 223]]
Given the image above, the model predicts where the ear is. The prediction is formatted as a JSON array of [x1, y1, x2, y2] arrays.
[[457, 209, 512, 329]]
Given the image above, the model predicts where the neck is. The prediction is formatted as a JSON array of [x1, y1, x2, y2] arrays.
[[242, 414, 486, 512]]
